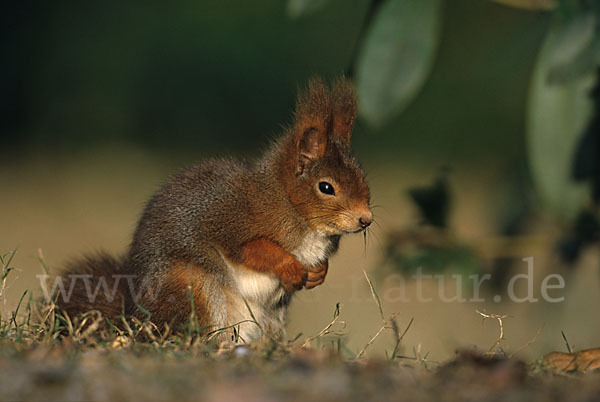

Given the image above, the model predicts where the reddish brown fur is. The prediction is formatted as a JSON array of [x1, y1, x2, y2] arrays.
[[331, 77, 358, 144], [240, 238, 329, 290], [293, 78, 332, 139], [136, 263, 211, 330], [240, 238, 306, 290], [304, 260, 328, 289]]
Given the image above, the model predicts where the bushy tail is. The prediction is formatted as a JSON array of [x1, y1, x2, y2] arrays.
[[51, 252, 131, 322]]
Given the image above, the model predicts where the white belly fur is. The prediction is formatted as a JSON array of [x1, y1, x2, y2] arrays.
[[220, 231, 331, 343], [223, 260, 286, 343], [292, 230, 331, 266], [229, 267, 283, 303]]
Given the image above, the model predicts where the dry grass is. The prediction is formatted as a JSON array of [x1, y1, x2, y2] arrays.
[[1, 253, 599, 401]]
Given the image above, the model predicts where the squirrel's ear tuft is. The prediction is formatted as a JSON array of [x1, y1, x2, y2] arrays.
[[331, 76, 357, 145], [292, 78, 331, 175], [293, 78, 332, 137]]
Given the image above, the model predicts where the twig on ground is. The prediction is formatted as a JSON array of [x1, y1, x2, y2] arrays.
[[356, 271, 410, 359], [302, 302, 346, 348], [356, 312, 400, 359], [476, 309, 511, 354], [509, 323, 545, 358]]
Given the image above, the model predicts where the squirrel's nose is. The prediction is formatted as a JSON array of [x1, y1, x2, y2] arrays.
[[359, 212, 373, 228]]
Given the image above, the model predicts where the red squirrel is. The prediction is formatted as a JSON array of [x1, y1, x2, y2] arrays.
[[57, 77, 372, 342]]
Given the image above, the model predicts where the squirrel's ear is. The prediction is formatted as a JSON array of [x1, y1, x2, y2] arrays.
[[331, 77, 357, 145], [296, 127, 327, 175], [292, 78, 331, 175]]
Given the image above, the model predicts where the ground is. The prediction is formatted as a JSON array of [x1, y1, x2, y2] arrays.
[[0, 311, 599, 402], [1, 340, 599, 402]]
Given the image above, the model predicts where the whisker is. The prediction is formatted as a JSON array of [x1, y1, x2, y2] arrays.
[[366, 227, 383, 247], [369, 201, 391, 216], [361, 225, 383, 248]]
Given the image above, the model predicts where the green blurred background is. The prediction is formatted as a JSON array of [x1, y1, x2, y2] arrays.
[[2, 0, 599, 360], [4, 0, 547, 157]]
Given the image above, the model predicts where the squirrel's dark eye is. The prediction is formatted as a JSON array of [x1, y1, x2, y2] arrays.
[[318, 181, 335, 195]]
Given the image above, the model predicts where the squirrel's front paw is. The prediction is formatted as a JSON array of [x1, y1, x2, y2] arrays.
[[304, 260, 328, 289], [279, 258, 308, 292]]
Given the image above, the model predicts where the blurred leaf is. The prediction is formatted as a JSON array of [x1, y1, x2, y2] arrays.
[[489, 0, 556, 11], [572, 106, 599, 183], [527, 20, 595, 221], [399, 244, 477, 274], [572, 69, 600, 204], [408, 169, 450, 228], [557, 210, 600, 263], [286, 0, 332, 18], [356, 0, 442, 128], [383, 227, 480, 276], [385, 238, 478, 275], [546, 13, 598, 84]]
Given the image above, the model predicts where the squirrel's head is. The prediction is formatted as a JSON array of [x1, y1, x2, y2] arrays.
[[279, 77, 372, 236]]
